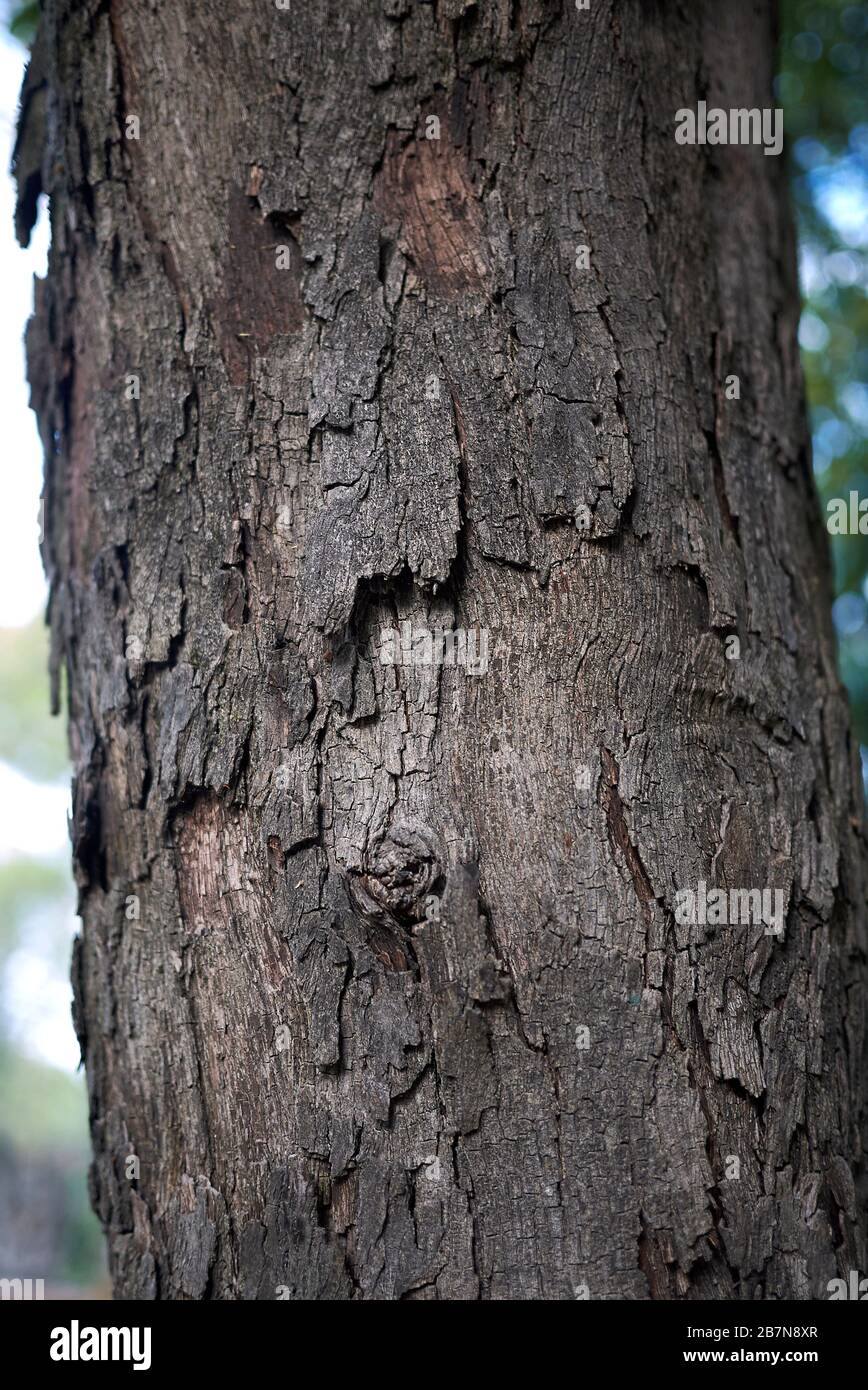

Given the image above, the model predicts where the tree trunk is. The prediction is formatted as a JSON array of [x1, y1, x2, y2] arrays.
[[16, 0, 868, 1300]]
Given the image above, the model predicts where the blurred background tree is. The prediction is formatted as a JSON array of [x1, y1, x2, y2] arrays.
[[779, 0, 868, 758]]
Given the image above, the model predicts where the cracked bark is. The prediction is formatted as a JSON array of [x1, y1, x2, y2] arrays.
[[16, 0, 868, 1299]]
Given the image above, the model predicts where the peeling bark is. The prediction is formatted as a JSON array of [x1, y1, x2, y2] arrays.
[[17, 0, 868, 1300]]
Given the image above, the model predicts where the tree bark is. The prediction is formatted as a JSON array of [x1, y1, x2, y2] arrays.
[[16, 0, 868, 1300]]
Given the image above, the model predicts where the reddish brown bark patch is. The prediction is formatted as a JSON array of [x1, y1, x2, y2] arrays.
[[109, 0, 140, 114], [175, 792, 226, 937], [68, 251, 113, 578], [377, 127, 490, 298], [214, 186, 305, 387], [173, 793, 294, 985]]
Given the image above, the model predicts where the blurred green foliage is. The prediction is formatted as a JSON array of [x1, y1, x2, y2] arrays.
[[0, 1042, 87, 1149], [0, 625, 104, 1287], [778, 1, 868, 750], [7, 1, 37, 45], [0, 853, 68, 962], [0, 620, 67, 781]]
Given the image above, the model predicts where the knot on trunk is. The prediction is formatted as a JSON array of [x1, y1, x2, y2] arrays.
[[352, 822, 443, 925]]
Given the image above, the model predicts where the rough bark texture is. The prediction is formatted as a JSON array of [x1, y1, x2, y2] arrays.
[[16, 0, 868, 1299]]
